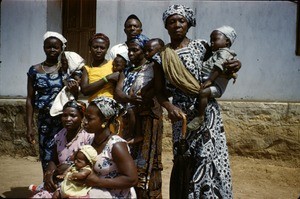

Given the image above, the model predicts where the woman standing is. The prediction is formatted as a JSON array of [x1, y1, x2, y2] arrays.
[[154, 5, 241, 198], [114, 35, 163, 198], [26, 31, 68, 173], [80, 33, 120, 102], [32, 100, 94, 198], [82, 97, 137, 198]]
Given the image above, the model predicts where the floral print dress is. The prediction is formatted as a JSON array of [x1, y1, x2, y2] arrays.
[[88, 135, 136, 198]]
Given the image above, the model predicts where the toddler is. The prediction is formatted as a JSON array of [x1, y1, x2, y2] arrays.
[[112, 53, 128, 72], [187, 26, 238, 130], [50, 51, 84, 116]]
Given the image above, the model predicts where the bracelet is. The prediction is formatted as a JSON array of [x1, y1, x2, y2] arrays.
[[102, 76, 108, 83]]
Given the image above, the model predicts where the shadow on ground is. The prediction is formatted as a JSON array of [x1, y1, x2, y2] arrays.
[[1, 187, 33, 198]]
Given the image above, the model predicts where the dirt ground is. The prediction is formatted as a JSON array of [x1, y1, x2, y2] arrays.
[[0, 152, 300, 199]]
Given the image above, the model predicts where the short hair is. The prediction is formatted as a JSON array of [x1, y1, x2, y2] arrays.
[[148, 38, 165, 47], [88, 33, 110, 48]]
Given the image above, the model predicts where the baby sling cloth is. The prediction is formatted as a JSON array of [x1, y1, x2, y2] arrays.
[[160, 46, 201, 96]]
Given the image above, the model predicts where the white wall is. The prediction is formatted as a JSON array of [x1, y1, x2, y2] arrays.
[[1, 1, 300, 102]]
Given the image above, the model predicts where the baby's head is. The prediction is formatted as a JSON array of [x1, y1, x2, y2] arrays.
[[210, 26, 237, 52], [112, 54, 127, 72], [144, 38, 165, 61], [74, 145, 97, 169]]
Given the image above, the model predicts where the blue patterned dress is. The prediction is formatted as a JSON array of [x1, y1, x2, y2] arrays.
[[162, 39, 233, 198], [27, 66, 64, 172]]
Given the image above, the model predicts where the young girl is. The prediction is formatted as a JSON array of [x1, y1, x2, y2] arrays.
[[53, 145, 98, 198], [26, 31, 68, 173]]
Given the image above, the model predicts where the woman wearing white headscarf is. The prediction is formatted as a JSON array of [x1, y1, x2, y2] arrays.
[[26, 31, 68, 174], [154, 5, 241, 199]]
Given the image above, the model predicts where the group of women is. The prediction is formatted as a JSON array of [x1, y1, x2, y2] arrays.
[[26, 4, 241, 199]]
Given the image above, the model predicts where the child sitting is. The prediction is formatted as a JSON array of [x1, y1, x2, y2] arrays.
[[187, 25, 238, 130], [52, 145, 98, 198]]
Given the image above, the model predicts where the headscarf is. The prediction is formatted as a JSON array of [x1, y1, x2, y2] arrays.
[[162, 4, 196, 27], [63, 100, 86, 116], [215, 25, 237, 45], [91, 97, 124, 121], [43, 31, 67, 50], [64, 51, 85, 75], [88, 33, 110, 48], [128, 34, 149, 49], [79, 145, 98, 165]]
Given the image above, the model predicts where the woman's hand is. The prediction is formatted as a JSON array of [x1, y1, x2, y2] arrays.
[[166, 105, 185, 123], [67, 80, 79, 97], [26, 128, 36, 144], [223, 58, 242, 73], [43, 170, 57, 192]]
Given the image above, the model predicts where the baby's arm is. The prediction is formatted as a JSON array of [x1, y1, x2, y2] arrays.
[[56, 165, 72, 180], [68, 168, 92, 180]]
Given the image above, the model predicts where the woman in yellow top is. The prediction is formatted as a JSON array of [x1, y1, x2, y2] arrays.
[[81, 33, 120, 102]]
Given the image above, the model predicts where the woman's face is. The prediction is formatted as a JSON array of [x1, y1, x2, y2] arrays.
[[90, 38, 109, 61], [83, 104, 103, 134], [128, 42, 144, 65], [43, 37, 63, 60], [61, 107, 83, 132], [165, 14, 189, 40]]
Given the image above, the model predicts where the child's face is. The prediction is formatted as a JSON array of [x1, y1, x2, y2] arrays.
[[112, 56, 126, 72], [210, 30, 229, 52], [144, 41, 161, 60], [74, 151, 89, 170]]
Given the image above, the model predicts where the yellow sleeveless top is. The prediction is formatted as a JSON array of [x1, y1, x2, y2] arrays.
[[84, 60, 114, 102]]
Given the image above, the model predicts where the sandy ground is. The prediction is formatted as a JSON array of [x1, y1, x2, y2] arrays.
[[0, 152, 300, 199]]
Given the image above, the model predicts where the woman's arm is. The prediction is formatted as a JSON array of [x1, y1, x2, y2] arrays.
[[26, 75, 36, 144], [84, 142, 138, 189], [114, 72, 142, 105], [80, 67, 119, 96], [153, 62, 184, 122]]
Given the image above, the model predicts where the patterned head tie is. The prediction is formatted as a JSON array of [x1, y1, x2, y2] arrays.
[[127, 34, 149, 49], [215, 25, 237, 46], [43, 31, 67, 50], [162, 4, 196, 27], [91, 97, 125, 121], [63, 100, 86, 115]]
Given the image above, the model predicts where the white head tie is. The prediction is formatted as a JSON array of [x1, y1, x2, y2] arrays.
[[215, 26, 237, 45]]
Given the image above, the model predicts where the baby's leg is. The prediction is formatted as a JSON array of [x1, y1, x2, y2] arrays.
[[187, 87, 212, 131]]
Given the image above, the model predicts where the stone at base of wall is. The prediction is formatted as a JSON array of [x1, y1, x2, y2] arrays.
[[1, 99, 299, 164]]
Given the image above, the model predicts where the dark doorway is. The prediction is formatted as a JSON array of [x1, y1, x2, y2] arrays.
[[62, 0, 96, 64]]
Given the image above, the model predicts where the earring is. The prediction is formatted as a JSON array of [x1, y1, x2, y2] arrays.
[[101, 122, 106, 128]]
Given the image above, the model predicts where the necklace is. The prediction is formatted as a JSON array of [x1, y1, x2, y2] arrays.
[[41, 61, 61, 74], [93, 134, 111, 148]]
